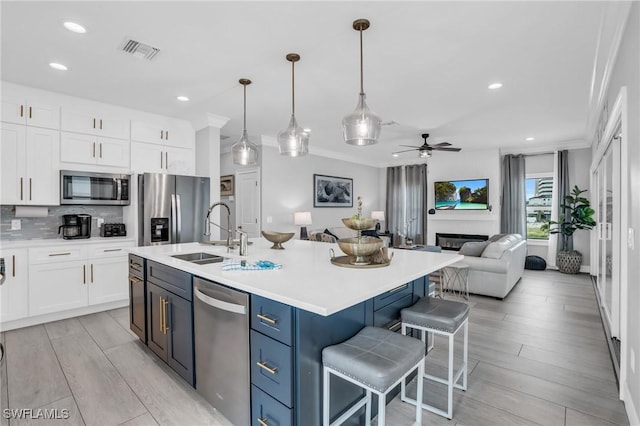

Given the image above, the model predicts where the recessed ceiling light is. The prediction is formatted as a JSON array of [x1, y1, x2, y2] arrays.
[[392, 153, 399, 158], [525, 137, 535, 141], [488, 82, 503, 90], [303, 128, 311, 133], [177, 96, 189, 102], [63, 22, 86, 34], [49, 62, 68, 71]]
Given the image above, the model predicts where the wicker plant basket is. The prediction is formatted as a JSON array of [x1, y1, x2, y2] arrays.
[[557, 250, 582, 274]]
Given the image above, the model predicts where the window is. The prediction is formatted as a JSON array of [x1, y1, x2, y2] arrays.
[[526, 176, 553, 239]]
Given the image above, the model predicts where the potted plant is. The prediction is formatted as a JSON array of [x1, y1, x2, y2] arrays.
[[542, 185, 596, 273]]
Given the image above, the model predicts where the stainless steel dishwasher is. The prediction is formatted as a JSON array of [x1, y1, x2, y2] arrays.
[[193, 277, 249, 426]]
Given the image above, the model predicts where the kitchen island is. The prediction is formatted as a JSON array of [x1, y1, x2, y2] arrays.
[[129, 239, 462, 425]]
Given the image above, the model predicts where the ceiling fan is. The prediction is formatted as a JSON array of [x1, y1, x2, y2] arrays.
[[393, 133, 462, 158]]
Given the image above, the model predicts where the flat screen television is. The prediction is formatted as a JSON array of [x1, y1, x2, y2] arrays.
[[434, 178, 489, 210]]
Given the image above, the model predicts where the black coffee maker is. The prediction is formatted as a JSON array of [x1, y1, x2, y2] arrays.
[[59, 214, 91, 239]]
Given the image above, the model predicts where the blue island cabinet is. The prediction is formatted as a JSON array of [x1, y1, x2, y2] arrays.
[[249, 276, 429, 426]]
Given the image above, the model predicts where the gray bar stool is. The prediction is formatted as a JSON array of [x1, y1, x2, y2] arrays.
[[400, 297, 469, 419], [322, 326, 425, 426]]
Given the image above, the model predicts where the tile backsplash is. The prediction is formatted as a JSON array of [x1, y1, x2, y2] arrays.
[[0, 205, 124, 241]]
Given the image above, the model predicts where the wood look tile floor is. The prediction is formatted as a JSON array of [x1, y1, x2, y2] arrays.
[[0, 270, 629, 426]]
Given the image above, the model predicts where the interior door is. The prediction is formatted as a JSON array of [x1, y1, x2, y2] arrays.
[[236, 168, 261, 238]]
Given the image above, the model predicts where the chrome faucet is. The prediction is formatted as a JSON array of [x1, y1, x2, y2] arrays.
[[204, 201, 233, 248]]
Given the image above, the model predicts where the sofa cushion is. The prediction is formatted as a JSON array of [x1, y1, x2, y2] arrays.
[[459, 241, 489, 257], [488, 233, 507, 242], [481, 234, 523, 259]]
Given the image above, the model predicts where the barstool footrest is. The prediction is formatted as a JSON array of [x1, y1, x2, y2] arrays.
[[424, 362, 467, 390]]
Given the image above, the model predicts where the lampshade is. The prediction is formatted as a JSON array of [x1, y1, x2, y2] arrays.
[[342, 19, 381, 146], [294, 211, 312, 226], [371, 211, 385, 221], [278, 53, 309, 157], [232, 78, 259, 166]]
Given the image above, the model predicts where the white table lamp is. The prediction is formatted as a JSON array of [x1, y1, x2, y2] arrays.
[[371, 211, 385, 232], [294, 211, 312, 240]]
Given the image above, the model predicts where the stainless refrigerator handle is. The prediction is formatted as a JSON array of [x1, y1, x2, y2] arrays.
[[170, 194, 177, 243], [176, 194, 182, 243], [194, 287, 246, 315]]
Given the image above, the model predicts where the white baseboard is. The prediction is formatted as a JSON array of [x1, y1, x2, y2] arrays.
[[622, 382, 640, 426], [544, 265, 591, 273], [0, 299, 129, 332]]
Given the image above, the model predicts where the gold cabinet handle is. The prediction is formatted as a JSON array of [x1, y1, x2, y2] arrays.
[[83, 264, 86, 284], [99, 142, 102, 158], [48, 252, 71, 257], [163, 298, 169, 333], [160, 151, 163, 168], [159, 296, 165, 333], [20, 177, 23, 200], [128, 275, 142, 284], [104, 248, 122, 252], [93, 118, 96, 129], [28, 106, 32, 119], [20, 105, 24, 118], [160, 130, 164, 139], [257, 418, 269, 426], [389, 284, 408, 294], [387, 320, 402, 332], [256, 361, 278, 375], [165, 152, 168, 168], [256, 313, 278, 325], [130, 262, 143, 272], [90, 263, 94, 283], [29, 178, 32, 201], [12, 255, 16, 277], [99, 119, 103, 130], [93, 142, 96, 158], [165, 130, 168, 140]]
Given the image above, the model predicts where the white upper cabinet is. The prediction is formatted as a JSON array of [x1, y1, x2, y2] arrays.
[[130, 142, 194, 175], [131, 118, 194, 149], [61, 106, 130, 140], [0, 122, 60, 205], [60, 132, 130, 171], [1, 94, 60, 129]]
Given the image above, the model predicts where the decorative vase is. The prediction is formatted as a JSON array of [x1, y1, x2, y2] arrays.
[[557, 250, 582, 274]]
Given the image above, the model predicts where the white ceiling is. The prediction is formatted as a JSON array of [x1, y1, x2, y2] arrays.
[[1, 1, 609, 166]]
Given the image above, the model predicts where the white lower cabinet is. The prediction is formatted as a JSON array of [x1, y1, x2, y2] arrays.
[[0, 248, 29, 324], [28, 241, 134, 318]]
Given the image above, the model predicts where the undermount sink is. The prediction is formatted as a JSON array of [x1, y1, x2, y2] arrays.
[[171, 252, 225, 265]]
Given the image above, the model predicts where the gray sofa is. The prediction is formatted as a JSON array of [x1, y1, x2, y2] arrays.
[[458, 234, 527, 299]]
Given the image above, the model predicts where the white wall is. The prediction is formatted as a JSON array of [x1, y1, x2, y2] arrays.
[[195, 126, 221, 239], [260, 146, 382, 234], [600, 3, 640, 422], [425, 148, 501, 244]]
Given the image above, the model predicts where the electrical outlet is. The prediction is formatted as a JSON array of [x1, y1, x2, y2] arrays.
[[11, 219, 21, 230], [631, 348, 636, 373], [266, 216, 273, 224], [97, 217, 105, 227], [629, 228, 635, 250]]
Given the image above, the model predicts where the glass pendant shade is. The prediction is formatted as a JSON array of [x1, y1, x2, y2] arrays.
[[232, 78, 258, 166], [232, 129, 258, 165], [278, 53, 309, 157], [342, 93, 381, 146], [278, 114, 309, 156]]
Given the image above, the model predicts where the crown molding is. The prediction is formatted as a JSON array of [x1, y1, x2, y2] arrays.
[[191, 113, 230, 131]]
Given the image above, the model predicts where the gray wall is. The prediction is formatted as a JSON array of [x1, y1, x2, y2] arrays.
[[260, 146, 382, 234], [0, 205, 124, 241]]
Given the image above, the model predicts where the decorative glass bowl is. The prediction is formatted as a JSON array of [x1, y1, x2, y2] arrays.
[[261, 231, 295, 249]]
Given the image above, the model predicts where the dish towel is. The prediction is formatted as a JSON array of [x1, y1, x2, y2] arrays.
[[221, 259, 282, 271]]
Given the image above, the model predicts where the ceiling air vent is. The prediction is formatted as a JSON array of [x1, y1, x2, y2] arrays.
[[120, 38, 160, 60]]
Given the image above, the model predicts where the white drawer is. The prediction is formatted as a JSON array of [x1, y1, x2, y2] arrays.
[[29, 245, 88, 264], [88, 241, 135, 259]]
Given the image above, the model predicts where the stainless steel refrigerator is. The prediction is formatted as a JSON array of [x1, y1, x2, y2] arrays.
[[138, 173, 210, 246]]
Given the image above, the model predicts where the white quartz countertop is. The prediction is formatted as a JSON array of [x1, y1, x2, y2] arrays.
[[129, 239, 463, 316], [0, 237, 136, 249]]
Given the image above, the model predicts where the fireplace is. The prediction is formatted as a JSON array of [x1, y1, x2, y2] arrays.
[[436, 233, 489, 251]]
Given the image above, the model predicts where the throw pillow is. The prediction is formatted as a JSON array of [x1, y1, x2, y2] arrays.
[[324, 228, 339, 241], [361, 229, 379, 237], [459, 241, 489, 257]]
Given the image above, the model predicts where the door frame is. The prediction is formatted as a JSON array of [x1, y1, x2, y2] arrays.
[[235, 167, 261, 238], [590, 86, 628, 399]]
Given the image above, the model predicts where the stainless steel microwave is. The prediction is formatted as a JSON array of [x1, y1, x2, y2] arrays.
[[60, 170, 130, 206]]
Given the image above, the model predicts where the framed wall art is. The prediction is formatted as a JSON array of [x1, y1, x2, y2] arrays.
[[313, 174, 353, 207], [220, 175, 234, 196]]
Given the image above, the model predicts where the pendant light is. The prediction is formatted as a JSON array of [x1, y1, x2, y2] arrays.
[[232, 78, 259, 166], [342, 18, 381, 146], [278, 53, 309, 157]]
